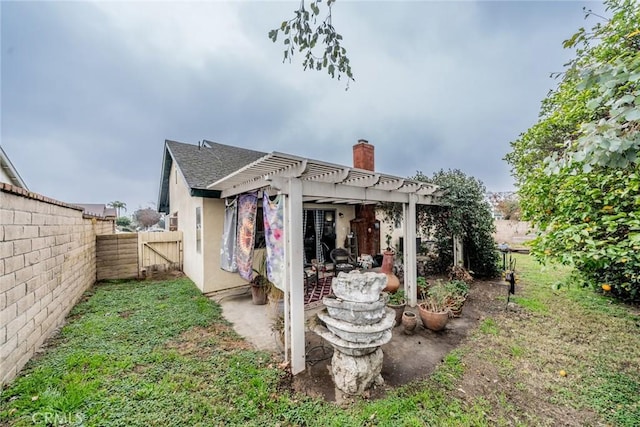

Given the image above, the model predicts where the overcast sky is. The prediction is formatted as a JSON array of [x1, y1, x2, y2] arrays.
[[1, 0, 607, 213]]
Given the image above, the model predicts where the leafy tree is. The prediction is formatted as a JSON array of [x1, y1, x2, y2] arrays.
[[415, 170, 499, 278], [269, 0, 354, 84], [108, 201, 127, 218], [381, 170, 500, 278], [497, 198, 521, 221], [116, 216, 131, 227], [134, 208, 161, 229], [505, 0, 640, 301]]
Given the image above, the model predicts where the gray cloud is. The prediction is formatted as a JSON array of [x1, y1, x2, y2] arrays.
[[1, 1, 606, 211]]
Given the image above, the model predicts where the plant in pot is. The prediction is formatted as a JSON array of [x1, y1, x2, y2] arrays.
[[250, 252, 272, 305], [417, 280, 451, 331], [443, 279, 469, 317], [417, 276, 429, 301], [385, 289, 406, 327]]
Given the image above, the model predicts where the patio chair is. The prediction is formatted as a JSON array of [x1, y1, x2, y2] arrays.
[[330, 248, 358, 274]]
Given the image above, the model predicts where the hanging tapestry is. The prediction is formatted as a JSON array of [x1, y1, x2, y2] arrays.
[[220, 198, 238, 272], [263, 193, 285, 291], [236, 193, 257, 281]]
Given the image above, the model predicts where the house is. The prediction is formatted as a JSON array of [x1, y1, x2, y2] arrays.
[[157, 138, 444, 373], [0, 145, 28, 190], [485, 191, 517, 220], [74, 204, 117, 219]]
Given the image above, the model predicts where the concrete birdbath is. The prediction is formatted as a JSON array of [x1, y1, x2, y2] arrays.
[[313, 270, 395, 397]]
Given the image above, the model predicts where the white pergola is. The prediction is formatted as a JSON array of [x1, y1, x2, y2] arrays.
[[208, 152, 445, 374]]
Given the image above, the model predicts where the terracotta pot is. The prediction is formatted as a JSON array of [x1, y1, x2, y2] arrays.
[[387, 302, 406, 327], [449, 301, 465, 317], [251, 285, 268, 305], [401, 311, 417, 335], [381, 250, 400, 293], [417, 303, 449, 331]]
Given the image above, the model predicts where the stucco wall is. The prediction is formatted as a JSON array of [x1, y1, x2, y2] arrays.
[[168, 162, 204, 290], [493, 220, 535, 246], [0, 184, 113, 386], [202, 198, 248, 293]]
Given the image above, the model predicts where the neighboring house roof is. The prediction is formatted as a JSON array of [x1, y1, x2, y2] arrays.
[[74, 204, 117, 218], [158, 140, 266, 213], [0, 145, 28, 190]]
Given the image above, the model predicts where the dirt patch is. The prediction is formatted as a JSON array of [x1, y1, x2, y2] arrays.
[[290, 278, 509, 401], [165, 323, 251, 357], [143, 269, 185, 282]]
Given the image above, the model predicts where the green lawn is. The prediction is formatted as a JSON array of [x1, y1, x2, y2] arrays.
[[1, 255, 638, 426]]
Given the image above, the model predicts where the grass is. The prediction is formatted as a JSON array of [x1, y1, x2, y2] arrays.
[[1, 257, 639, 426], [456, 254, 640, 426]]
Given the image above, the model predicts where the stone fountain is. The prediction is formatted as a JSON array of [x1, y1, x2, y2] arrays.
[[313, 271, 395, 397]]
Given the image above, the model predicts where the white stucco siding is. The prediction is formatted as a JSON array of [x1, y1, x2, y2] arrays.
[[169, 163, 205, 290]]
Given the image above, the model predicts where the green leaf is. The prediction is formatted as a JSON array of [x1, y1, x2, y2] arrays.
[[625, 108, 640, 121], [586, 97, 602, 110]]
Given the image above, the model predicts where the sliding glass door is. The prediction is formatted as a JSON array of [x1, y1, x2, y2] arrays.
[[303, 209, 336, 264]]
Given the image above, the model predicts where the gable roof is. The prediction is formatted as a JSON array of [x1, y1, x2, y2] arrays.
[[158, 140, 266, 213], [74, 203, 117, 218], [0, 145, 28, 190]]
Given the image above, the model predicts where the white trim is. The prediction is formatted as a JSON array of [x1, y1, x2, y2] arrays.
[[285, 178, 306, 375], [0, 145, 28, 190], [208, 152, 441, 204], [404, 194, 418, 307]]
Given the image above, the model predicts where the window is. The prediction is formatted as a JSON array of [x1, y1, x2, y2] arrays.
[[169, 213, 178, 231], [254, 207, 265, 249], [195, 207, 202, 253]]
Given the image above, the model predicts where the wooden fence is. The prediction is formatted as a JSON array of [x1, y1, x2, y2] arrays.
[[96, 231, 183, 281], [96, 233, 139, 281], [138, 231, 183, 276]]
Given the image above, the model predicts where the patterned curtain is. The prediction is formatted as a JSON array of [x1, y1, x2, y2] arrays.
[[236, 193, 258, 281], [220, 197, 238, 272], [263, 193, 284, 291], [314, 210, 325, 264]]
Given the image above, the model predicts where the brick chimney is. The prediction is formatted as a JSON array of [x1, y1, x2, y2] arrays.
[[351, 139, 379, 256], [353, 139, 374, 171]]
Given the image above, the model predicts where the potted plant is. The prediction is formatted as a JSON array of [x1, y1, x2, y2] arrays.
[[443, 280, 469, 317], [250, 252, 272, 305], [385, 289, 406, 327], [417, 276, 429, 300], [417, 280, 451, 331]]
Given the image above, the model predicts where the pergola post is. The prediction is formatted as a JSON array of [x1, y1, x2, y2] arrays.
[[285, 178, 306, 375], [403, 194, 418, 307], [453, 235, 463, 267]]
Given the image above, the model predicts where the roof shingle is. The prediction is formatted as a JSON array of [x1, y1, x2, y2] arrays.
[[167, 140, 266, 189]]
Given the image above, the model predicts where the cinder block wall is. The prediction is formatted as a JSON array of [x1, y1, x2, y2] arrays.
[[0, 184, 113, 386]]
